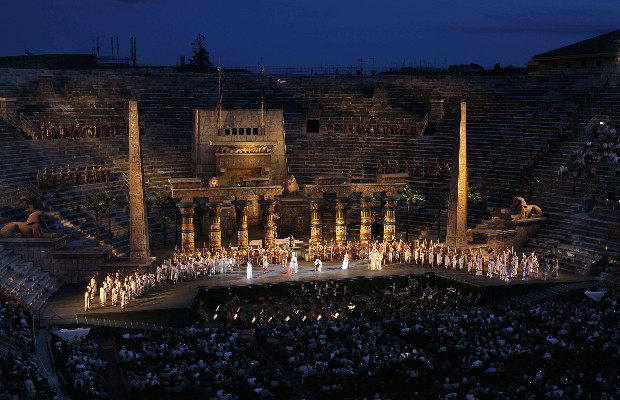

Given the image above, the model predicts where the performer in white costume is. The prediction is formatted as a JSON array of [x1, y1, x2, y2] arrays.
[[246, 260, 253, 279], [314, 257, 323, 272], [341, 252, 350, 270]]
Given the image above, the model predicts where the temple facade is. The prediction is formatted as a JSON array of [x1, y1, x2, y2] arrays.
[[191, 109, 288, 186]]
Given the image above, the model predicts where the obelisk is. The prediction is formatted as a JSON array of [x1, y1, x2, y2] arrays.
[[446, 100, 467, 248], [128, 100, 151, 263]]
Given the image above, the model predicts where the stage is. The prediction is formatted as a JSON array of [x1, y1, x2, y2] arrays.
[[39, 255, 598, 326]]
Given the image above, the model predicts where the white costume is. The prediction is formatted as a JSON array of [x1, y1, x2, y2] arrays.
[[84, 291, 90, 312], [341, 253, 350, 270], [246, 261, 253, 279], [314, 258, 322, 272], [99, 286, 106, 306], [292, 254, 299, 274]]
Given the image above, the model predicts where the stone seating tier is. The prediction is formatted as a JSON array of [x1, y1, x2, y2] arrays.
[[0, 70, 604, 270], [0, 244, 63, 309]]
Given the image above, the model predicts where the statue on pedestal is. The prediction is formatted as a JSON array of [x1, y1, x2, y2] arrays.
[[282, 175, 300, 196], [0, 211, 61, 238], [506, 197, 543, 221]]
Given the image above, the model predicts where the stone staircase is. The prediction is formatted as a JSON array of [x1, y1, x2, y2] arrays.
[[511, 281, 598, 304], [0, 244, 63, 309]]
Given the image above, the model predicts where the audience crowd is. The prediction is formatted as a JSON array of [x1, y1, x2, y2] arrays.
[[51, 330, 107, 399], [117, 323, 295, 399], [196, 279, 620, 400], [559, 122, 620, 181], [0, 293, 57, 400]]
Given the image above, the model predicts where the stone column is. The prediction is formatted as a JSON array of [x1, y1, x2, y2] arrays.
[[383, 196, 398, 242], [360, 197, 374, 244], [177, 202, 195, 253], [446, 100, 468, 248], [0, 98, 16, 120], [258, 199, 277, 248], [308, 198, 323, 246], [206, 201, 223, 250], [334, 198, 349, 245], [233, 200, 252, 249], [128, 100, 150, 264]]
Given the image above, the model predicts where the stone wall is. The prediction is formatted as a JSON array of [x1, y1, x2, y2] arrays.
[[275, 195, 309, 235], [467, 217, 546, 252], [51, 246, 113, 283], [193, 109, 287, 185], [0, 236, 112, 284]]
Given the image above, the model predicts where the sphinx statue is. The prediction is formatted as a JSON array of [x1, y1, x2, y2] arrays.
[[0, 211, 61, 239], [282, 175, 300, 195], [506, 197, 543, 221]]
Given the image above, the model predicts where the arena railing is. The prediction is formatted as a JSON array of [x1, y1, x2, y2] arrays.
[[75, 315, 158, 331], [0, 331, 30, 354]]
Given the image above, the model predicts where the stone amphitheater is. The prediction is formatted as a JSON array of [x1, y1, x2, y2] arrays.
[[0, 67, 618, 310]]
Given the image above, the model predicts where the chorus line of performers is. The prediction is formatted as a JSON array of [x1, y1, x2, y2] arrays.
[[36, 165, 111, 190], [86, 245, 298, 310], [39, 121, 117, 140], [377, 160, 453, 177], [85, 270, 156, 311], [308, 239, 425, 264], [376, 160, 411, 175], [326, 120, 422, 135], [408, 240, 559, 282], [310, 239, 559, 281]]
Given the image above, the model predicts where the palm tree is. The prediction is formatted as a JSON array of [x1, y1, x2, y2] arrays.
[[120, 191, 130, 212], [154, 192, 175, 245], [100, 190, 116, 245], [85, 191, 105, 245], [467, 181, 483, 203], [401, 183, 423, 242], [425, 189, 449, 241]]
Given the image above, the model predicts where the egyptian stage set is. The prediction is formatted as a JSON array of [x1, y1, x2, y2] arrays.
[[174, 104, 410, 256], [171, 100, 546, 260], [0, 98, 550, 289]]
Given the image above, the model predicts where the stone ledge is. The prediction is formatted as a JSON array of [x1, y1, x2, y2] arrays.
[[0, 235, 67, 247], [102, 256, 156, 270], [52, 245, 112, 257]]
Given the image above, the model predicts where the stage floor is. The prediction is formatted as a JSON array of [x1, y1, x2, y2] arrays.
[[40, 254, 597, 325]]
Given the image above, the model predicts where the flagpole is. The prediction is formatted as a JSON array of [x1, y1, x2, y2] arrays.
[[217, 64, 222, 135], [261, 63, 265, 135]]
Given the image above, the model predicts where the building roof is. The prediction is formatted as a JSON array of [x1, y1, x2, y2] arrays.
[[532, 29, 620, 60]]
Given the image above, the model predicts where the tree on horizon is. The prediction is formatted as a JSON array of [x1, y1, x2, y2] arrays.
[[189, 33, 213, 70]]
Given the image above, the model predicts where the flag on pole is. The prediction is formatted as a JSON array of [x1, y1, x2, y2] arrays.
[[216, 67, 223, 133], [261, 67, 269, 115]]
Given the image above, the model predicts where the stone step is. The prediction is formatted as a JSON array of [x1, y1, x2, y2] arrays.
[[2, 265, 42, 294]]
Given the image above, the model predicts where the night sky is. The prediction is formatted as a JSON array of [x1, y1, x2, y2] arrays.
[[1, 0, 618, 70]]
